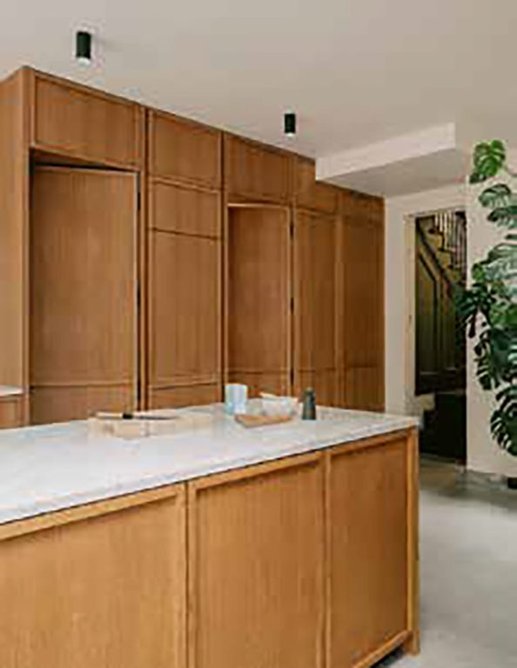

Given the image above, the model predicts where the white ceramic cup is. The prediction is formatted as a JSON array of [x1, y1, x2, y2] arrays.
[[224, 383, 248, 415]]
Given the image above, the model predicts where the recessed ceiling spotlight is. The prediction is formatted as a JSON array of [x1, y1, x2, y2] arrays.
[[75, 30, 92, 64], [284, 112, 297, 137]]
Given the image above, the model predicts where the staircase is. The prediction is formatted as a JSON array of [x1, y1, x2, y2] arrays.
[[417, 210, 467, 287]]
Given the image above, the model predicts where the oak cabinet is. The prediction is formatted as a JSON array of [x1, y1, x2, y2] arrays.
[[339, 192, 384, 410], [31, 73, 143, 168], [0, 396, 22, 428], [0, 485, 187, 668], [188, 454, 325, 668], [226, 206, 291, 396], [148, 111, 221, 188], [224, 135, 292, 203], [327, 436, 411, 667], [295, 157, 339, 214], [293, 210, 338, 403]]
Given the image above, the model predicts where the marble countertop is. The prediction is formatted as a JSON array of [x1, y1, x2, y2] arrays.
[[0, 404, 418, 526], [0, 385, 23, 398]]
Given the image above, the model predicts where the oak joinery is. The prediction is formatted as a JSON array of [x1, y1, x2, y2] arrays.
[[224, 134, 292, 204], [149, 384, 221, 410], [148, 110, 222, 188], [0, 396, 22, 428], [339, 192, 385, 411], [31, 71, 144, 169], [226, 206, 291, 396], [295, 157, 339, 215], [188, 453, 325, 668], [294, 210, 338, 403], [327, 433, 411, 668], [30, 167, 138, 423], [0, 484, 187, 668]]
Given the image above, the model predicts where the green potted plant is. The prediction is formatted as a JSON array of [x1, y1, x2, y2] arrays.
[[459, 140, 517, 486]]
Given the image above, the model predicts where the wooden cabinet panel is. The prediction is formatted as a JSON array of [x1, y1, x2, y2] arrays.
[[226, 207, 290, 387], [295, 369, 337, 406], [30, 167, 137, 423], [339, 193, 384, 410], [295, 158, 339, 214], [0, 397, 22, 428], [328, 437, 408, 667], [294, 211, 337, 404], [149, 384, 221, 409], [226, 371, 290, 398], [149, 111, 221, 188], [149, 231, 221, 391], [32, 73, 143, 168], [30, 385, 134, 424], [150, 180, 220, 238], [0, 485, 186, 668], [188, 454, 324, 668], [225, 135, 291, 203]]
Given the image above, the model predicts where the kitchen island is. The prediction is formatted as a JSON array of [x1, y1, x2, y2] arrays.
[[0, 405, 419, 668]]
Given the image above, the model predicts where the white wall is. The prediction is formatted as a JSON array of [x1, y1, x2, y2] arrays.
[[466, 155, 517, 477], [385, 184, 466, 416]]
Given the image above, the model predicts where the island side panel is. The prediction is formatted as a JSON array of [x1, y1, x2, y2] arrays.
[[188, 452, 325, 668], [0, 483, 187, 668], [326, 430, 416, 668]]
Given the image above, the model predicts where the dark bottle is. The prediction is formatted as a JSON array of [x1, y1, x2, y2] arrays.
[[301, 388, 317, 420]]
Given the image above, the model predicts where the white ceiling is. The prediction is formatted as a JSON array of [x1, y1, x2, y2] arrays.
[[1, 0, 516, 189]]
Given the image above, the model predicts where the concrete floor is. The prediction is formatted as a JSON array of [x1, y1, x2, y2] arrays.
[[383, 459, 517, 667]]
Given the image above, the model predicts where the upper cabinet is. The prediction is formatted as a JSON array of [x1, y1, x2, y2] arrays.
[[224, 135, 292, 203], [294, 158, 339, 214], [148, 110, 222, 188], [30, 71, 144, 169]]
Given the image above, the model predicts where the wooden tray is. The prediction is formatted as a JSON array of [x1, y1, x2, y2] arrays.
[[235, 414, 293, 428]]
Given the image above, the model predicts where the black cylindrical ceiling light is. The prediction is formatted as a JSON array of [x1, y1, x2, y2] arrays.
[[76, 30, 92, 64], [284, 112, 297, 137]]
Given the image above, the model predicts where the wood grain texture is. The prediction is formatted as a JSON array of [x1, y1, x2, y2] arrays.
[[30, 385, 134, 424], [149, 179, 220, 238], [327, 437, 408, 668], [30, 167, 137, 423], [224, 134, 292, 203], [0, 396, 22, 428], [338, 191, 384, 410], [293, 210, 337, 404], [188, 453, 325, 668], [148, 110, 221, 188], [0, 484, 186, 668], [226, 371, 290, 398], [404, 428, 420, 655], [149, 230, 221, 389], [148, 383, 221, 409], [226, 207, 290, 386], [295, 157, 339, 214], [0, 70, 29, 399], [31, 71, 144, 169]]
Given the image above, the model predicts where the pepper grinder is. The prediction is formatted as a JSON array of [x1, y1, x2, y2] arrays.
[[301, 388, 317, 420]]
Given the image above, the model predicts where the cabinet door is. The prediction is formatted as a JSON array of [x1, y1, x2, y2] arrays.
[[32, 73, 143, 168], [0, 485, 186, 668], [148, 111, 221, 188], [30, 167, 137, 423], [339, 193, 384, 410], [294, 211, 337, 404], [328, 437, 408, 667], [295, 158, 339, 214], [225, 135, 292, 203], [149, 231, 221, 407], [226, 206, 291, 396], [188, 454, 325, 668], [0, 397, 22, 428]]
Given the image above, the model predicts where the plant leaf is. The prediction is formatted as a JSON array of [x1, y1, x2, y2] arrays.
[[470, 140, 506, 183], [479, 183, 513, 208], [487, 205, 517, 229]]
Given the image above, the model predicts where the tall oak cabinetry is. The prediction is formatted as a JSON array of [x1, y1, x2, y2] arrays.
[[0, 67, 384, 426]]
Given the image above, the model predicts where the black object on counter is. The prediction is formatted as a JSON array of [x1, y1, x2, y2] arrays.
[[301, 388, 317, 420]]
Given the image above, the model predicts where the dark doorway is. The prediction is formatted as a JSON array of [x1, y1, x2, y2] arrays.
[[415, 210, 467, 463]]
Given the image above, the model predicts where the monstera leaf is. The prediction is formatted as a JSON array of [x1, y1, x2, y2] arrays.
[[470, 140, 506, 183], [479, 183, 513, 208], [487, 205, 517, 229]]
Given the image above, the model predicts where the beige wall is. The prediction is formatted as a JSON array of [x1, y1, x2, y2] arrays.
[[466, 154, 517, 477]]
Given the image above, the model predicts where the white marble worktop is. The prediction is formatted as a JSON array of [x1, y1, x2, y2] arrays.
[[0, 385, 23, 398], [0, 404, 418, 525]]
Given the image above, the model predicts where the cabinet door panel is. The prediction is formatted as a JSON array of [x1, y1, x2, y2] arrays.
[[149, 231, 221, 390], [0, 486, 186, 668], [33, 75, 142, 168], [329, 439, 408, 667], [189, 455, 324, 668], [149, 111, 221, 188], [225, 135, 291, 203], [149, 384, 221, 409], [295, 158, 339, 214], [0, 397, 22, 429], [150, 181, 220, 238]]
